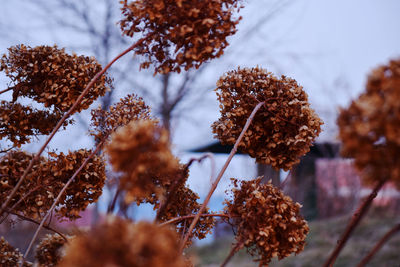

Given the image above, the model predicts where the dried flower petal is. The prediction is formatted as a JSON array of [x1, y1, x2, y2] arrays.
[[119, 0, 242, 73], [59, 218, 188, 267], [338, 58, 400, 187], [212, 67, 323, 170], [224, 178, 309, 265]]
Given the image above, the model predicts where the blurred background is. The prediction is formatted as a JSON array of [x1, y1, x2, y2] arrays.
[[1, 0, 400, 265]]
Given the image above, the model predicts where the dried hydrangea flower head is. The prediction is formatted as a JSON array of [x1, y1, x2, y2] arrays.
[[0, 44, 110, 113], [0, 101, 70, 147], [212, 67, 323, 170], [0, 237, 32, 266], [106, 119, 180, 202], [0, 150, 106, 220], [35, 234, 70, 267], [152, 166, 215, 243], [224, 178, 309, 266], [59, 218, 187, 267], [338, 58, 400, 187], [119, 0, 242, 73], [90, 94, 152, 143]]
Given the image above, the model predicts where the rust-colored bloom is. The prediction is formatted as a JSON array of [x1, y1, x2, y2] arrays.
[[0, 44, 110, 113], [0, 101, 71, 147], [224, 178, 309, 266], [212, 67, 323, 170], [106, 120, 180, 202], [338, 58, 400, 187], [59, 218, 188, 267], [119, 0, 242, 73], [35, 234, 70, 267], [90, 94, 152, 143], [0, 149, 106, 220], [0, 237, 32, 266]]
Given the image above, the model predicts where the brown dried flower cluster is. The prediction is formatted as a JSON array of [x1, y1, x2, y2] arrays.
[[0, 149, 105, 220], [35, 234, 70, 267], [90, 94, 152, 143], [59, 218, 187, 267], [152, 166, 215, 243], [0, 237, 31, 266], [224, 178, 309, 266], [212, 67, 323, 170], [338, 59, 400, 187], [106, 119, 180, 202], [0, 101, 71, 147], [119, 0, 242, 73], [0, 44, 110, 113]]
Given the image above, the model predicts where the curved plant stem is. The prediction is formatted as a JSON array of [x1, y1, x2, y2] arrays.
[[159, 213, 230, 226], [221, 240, 245, 267], [5, 209, 67, 241], [21, 140, 105, 265], [0, 34, 152, 218], [179, 101, 265, 252], [323, 178, 387, 267], [357, 222, 400, 267]]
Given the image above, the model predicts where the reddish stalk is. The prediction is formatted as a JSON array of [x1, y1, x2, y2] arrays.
[[0, 35, 151, 217], [159, 213, 231, 226], [179, 101, 265, 252], [323, 178, 387, 267], [221, 240, 245, 267], [21, 140, 105, 264], [357, 222, 400, 267]]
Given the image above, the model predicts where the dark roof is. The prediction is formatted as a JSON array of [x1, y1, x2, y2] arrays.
[[189, 141, 340, 158]]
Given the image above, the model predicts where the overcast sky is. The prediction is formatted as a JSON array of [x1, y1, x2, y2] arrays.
[[1, 0, 399, 199]]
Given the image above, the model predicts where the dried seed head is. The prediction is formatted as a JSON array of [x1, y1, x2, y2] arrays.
[[152, 166, 215, 244], [212, 67, 323, 170], [0, 101, 71, 147], [119, 0, 242, 74], [59, 218, 188, 267], [0, 44, 110, 113], [224, 178, 309, 265], [338, 58, 400, 187], [0, 149, 106, 220], [35, 234, 71, 267], [0, 237, 32, 266], [90, 94, 152, 143], [106, 120, 180, 202]]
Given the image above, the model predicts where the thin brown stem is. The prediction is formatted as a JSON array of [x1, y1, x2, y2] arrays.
[[357, 223, 400, 267], [323, 178, 387, 267], [0, 34, 152, 217], [5, 209, 67, 241], [107, 187, 121, 214], [221, 240, 245, 267], [21, 140, 105, 264], [0, 86, 14, 95], [159, 213, 231, 226], [179, 101, 265, 252]]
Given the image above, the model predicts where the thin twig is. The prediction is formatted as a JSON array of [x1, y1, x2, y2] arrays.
[[357, 223, 400, 267], [0, 35, 152, 218], [179, 101, 265, 252], [221, 240, 245, 267], [0, 86, 14, 95], [5, 209, 67, 241], [323, 178, 387, 267], [107, 187, 121, 214], [21, 140, 105, 264], [159, 213, 231, 226]]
